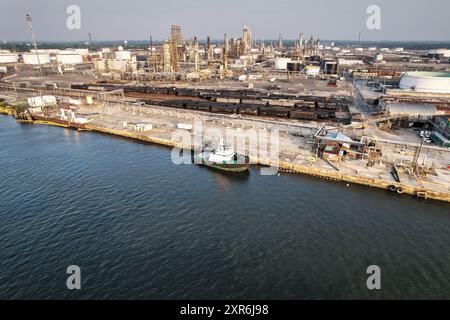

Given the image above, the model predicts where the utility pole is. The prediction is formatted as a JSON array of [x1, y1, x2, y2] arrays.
[[25, 14, 43, 77], [412, 138, 424, 169]]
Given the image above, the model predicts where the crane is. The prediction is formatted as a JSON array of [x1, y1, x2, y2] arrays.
[[25, 14, 43, 77]]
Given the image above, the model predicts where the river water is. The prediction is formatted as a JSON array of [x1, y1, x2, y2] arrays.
[[0, 115, 449, 299]]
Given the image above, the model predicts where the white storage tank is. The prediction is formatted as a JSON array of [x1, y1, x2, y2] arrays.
[[323, 61, 338, 74], [56, 53, 83, 64], [115, 50, 131, 61], [23, 52, 51, 65], [399, 71, 450, 94], [274, 57, 291, 70], [0, 51, 19, 64], [338, 58, 364, 66], [287, 61, 303, 72], [74, 48, 89, 55]]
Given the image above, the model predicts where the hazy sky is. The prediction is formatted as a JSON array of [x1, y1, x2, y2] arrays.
[[1, 0, 449, 42]]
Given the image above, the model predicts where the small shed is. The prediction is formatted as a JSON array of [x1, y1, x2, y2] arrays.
[[322, 142, 341, 161]]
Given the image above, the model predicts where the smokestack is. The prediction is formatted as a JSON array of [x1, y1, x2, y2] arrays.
[[194, 36, 199, 71], [223, 33, 228, 72], [206, 36, 211, 61], [299, 33, 303, 53]]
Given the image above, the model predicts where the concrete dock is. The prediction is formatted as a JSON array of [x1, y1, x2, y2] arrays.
[[3, 99, 448, 203]]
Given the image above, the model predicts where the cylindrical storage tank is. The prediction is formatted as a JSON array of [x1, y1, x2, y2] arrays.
[[287, 61, 302, 72], [0, 52, 19, 64], [274, 57, 291, 70], [74, 48, 89, 55], [399, 71, 450, 94], [323, 61, 338, 74], [305, 65, 321, 76], [56, 54, 83, 64], [22, 52, 51, 65], [307, 55, 321, 62]]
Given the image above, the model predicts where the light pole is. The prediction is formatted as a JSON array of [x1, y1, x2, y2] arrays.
[[25, 14, 43, 77]]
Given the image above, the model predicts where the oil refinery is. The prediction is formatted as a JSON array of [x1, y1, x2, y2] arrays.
[[1, 21, 450, 202], [1, 2, 450, 304]]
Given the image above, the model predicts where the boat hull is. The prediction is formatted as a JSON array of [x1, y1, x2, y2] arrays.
[[194, 153, 250, 172]]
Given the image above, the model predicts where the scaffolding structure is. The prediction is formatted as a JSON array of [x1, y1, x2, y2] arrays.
[[169, 25, 183, 72]]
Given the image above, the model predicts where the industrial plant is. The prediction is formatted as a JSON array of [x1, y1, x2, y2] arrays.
[[3, 0, 450, 304], [1, 20, 450, 202]]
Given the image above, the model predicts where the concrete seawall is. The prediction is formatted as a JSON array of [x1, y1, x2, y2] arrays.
[[0, 106, 16, 116], [263, 160, 450, 203], [84, 124, 450, 204], [2, 110, 449, 204]]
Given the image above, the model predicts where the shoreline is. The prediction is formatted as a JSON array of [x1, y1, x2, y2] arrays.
[[2, 110, 449, 204]]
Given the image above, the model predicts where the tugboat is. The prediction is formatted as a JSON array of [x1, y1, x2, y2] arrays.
[[195, 139, 250, 172]]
